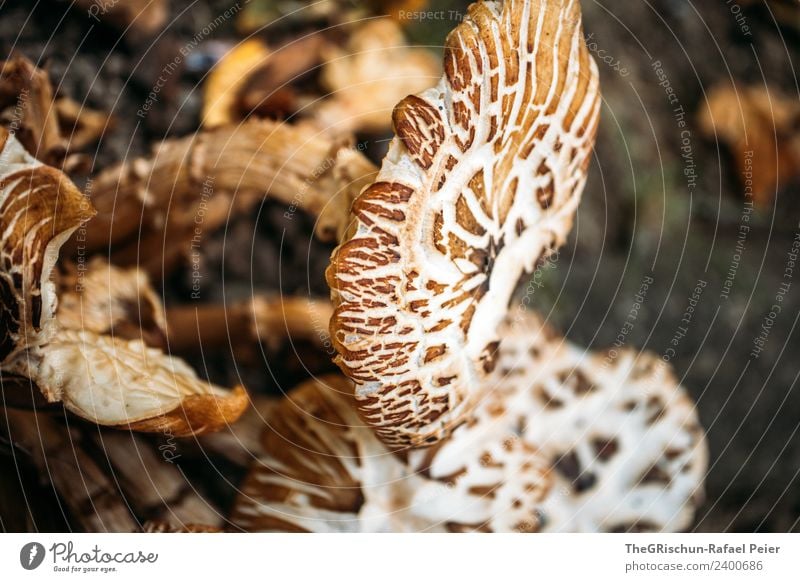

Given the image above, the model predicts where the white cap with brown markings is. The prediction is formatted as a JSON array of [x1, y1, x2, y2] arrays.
[[231, 312, 707, 532], [327, 0, 601, 448], [230, 374, 552, 532], [490, 314, 708, 532]]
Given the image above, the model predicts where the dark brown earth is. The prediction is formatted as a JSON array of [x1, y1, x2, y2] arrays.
[[0, 0, 798, 532]]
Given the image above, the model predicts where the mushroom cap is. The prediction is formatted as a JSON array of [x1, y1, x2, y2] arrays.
[[230, 375, 551, 532], [232, 376, 550, 532], [12, 329, 248, 437], [0, 127, 95, 364], [326, 0, 601, 448], [231, 313, 706, 532], [490, 314, 708, 532]]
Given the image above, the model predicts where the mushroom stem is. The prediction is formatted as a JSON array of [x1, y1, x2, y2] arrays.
[[165, 296, 334, 354]]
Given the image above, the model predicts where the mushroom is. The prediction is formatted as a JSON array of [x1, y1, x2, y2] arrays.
[[0, 57, 63, 163], [326, 0, 601, 447], [0, 127, 94, 364], [488, 314, 708, 532], [230, 312, 706, 532], [80, 118, 377, 271], [230, 374, 552, 532], [309, 19, 441, 136], [0, 131, 247, 436]]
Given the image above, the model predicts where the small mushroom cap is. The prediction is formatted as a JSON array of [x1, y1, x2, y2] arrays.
[[231, 312, 706, 532], [327, 0, 601, 447], [0, 127, 95, 364], [12, 329, 248, 437]]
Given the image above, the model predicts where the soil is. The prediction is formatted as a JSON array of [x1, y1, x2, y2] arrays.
[[0, 0, 799, 532]]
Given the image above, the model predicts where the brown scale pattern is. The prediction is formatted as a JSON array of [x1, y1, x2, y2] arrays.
[[231, 374, 552, 533], [0, 128, 95, 364], [231, 313, 706, 532], [328, 0, 601, 448]]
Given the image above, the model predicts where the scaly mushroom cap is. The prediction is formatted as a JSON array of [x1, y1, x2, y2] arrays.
[[492, 314, 708, 532], [0, 141, 247, 435], [326, 0, 601, 447], [0, 127, 95, 364], [230, 375, 551, 532], [231, 313, 706, 532]]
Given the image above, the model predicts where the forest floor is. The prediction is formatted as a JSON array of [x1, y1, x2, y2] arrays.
[[1, 0, 799, 532]]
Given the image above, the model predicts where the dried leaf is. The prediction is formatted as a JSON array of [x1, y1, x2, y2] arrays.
[[236, 35, 327, 121], [327, 0, 601, 447], [58, 258, 168, 349], [83, 119, 377, 263]]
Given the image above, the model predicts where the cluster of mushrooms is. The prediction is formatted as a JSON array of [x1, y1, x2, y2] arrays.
[[0, 0, 707, 532]]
